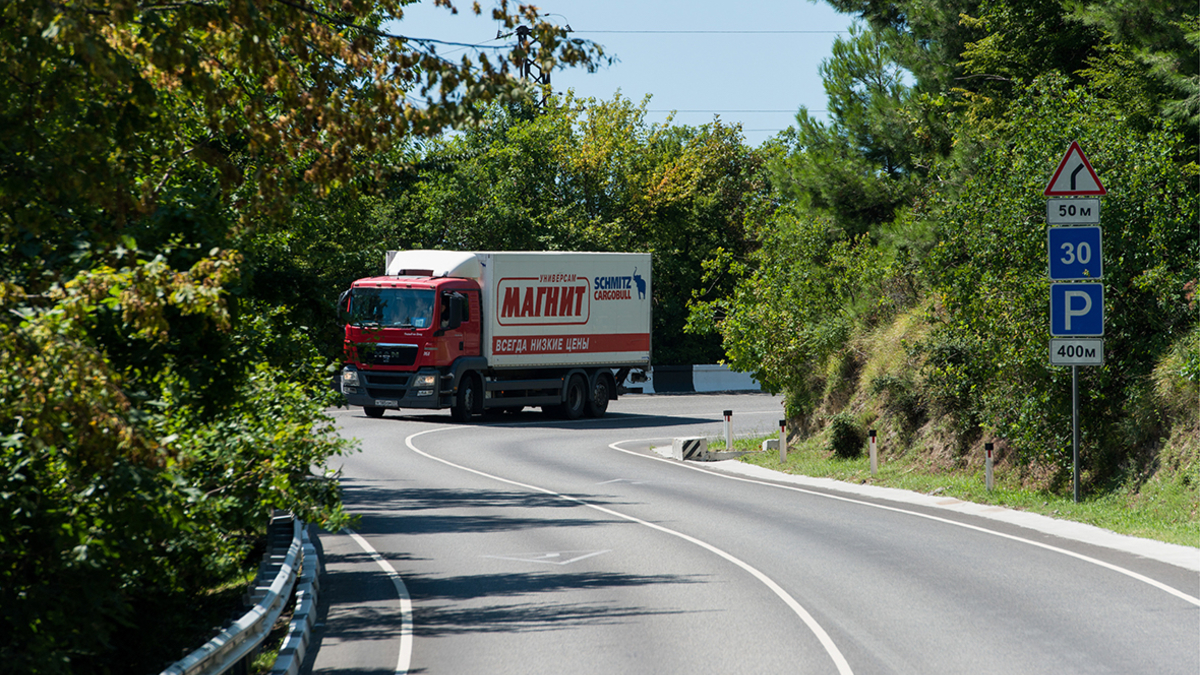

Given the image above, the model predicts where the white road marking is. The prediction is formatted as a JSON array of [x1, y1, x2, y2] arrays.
[[609, 438, 1200, 607], [405, 427, 854, 675], [344, 529, 415, 675], [483, 550, 611, 565]]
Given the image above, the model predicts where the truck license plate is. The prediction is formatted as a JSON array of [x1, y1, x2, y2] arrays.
[[375, 399, 398, 407]]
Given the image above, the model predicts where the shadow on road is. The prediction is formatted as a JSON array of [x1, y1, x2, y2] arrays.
[[342, 409, 718, 431], [338, 483, 639, 536]]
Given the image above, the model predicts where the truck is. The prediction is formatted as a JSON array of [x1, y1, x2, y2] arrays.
[[338, 250, 651, 421]]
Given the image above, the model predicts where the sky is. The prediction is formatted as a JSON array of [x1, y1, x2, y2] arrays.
[[393, 0, 857, 147]]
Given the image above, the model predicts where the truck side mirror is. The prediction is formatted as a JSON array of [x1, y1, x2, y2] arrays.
[[337, 289, 351, 325]]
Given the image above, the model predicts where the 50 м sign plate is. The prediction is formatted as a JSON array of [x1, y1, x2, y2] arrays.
[[1047, 198, 1100, 224]]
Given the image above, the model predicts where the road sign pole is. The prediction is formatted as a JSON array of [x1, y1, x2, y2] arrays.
[[1044, 141, 1104, 506], [1072, 366, 1080, 503]]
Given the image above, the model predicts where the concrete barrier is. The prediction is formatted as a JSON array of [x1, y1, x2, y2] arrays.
[[672, 437, 707, 461], [671, 436, 755, 462]]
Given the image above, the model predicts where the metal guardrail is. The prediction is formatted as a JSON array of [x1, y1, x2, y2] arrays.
[[161, 513, 322, 675], [269, 525, 321, 675]]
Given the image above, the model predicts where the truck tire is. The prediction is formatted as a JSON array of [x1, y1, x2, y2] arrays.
[[586, 374, 610, 418], [562, 374, 587, 420], [451, 375, 478, 423], [363, 406, 385, 418]]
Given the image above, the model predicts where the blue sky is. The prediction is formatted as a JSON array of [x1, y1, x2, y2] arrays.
[[394, 1, 856, 147]]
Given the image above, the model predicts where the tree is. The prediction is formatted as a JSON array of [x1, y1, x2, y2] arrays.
[[771, 25, 934, 238], [362, 93, 771, 364], [922, 75, 1198, 479], [1, 1, 606, 671]]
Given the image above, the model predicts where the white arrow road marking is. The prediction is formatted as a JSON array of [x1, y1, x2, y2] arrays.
[[483, 550, 611, 565], [595, 478, 651, 485]]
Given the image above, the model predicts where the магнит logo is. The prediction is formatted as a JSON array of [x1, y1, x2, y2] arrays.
[[497, 276, 590, 325]]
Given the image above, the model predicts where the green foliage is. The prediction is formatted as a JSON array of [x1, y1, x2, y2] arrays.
[[0, 259, 348, 673], [869, 373, 926, 436], [771, 25, 937, 237], [1153, 324, 1200, 419], [1068, 0, 1199, 129], [0, 1, 609, 669], [701, 1, 1196, 499], [827, 412, 866, 458], [361, 94, 771, 364], [687, 206, 889, 416], [922, 74, 1198, 477]]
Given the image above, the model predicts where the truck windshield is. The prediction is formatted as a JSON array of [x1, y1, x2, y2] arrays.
[[349, 288, 435, 328]]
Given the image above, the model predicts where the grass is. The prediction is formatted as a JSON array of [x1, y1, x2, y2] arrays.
[[726, 433, 1200, 548]]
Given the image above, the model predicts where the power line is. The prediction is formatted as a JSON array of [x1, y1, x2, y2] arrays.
[[575, 30, 845, 34]]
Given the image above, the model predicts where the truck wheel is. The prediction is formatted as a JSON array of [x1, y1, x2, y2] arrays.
[[452, 375, 478, 423], [586, 375, 610, 418], [563, 374, 587, 420], [363, 406, 385, 418]]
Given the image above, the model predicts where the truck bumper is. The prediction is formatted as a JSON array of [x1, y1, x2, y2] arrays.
[[341, 367, 445, 410]]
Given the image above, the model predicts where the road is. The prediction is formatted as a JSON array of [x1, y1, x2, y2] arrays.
[[303, 393, 1199, 675]]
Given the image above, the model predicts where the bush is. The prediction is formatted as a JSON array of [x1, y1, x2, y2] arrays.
[[827, 412, 865, 458], [869, 374, 926, 436]]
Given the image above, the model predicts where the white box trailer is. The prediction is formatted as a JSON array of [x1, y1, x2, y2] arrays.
[[341, 250, 651, 421]]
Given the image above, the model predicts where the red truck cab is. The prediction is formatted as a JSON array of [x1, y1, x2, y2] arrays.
[[339, 274, 484, 417]]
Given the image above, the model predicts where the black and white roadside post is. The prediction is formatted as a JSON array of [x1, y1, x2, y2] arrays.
[[869, 429, 878, 476], [778, 419, 788, 463], [1044, 140, 1106, 503], [985, 442, 994, 492], [723, 410, 733, 451]]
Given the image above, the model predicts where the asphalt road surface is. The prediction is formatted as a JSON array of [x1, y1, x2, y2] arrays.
[[303, 393, 1200, 675]]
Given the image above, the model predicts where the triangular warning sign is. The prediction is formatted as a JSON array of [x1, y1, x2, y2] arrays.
[[1044, 141, 1106, 196]]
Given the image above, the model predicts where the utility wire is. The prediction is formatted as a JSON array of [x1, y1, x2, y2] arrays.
[[575, 30, 845, 34]]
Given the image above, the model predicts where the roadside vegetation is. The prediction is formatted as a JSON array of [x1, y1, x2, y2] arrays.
[[727, 404, 1197, 548], [2, 0, 1195, 672], [684, 3, 1197, 547]]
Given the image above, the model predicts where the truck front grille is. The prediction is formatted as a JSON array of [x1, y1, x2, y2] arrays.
[[364, 373, 410, 386], [361, 344, 418, 366], [367, 387, 408, 399]]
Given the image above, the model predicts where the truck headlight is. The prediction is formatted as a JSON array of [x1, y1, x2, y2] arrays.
[[413, 374, 437, 387], [341, 368, 361, 388]]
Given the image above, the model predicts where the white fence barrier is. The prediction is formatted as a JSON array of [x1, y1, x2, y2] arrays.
[[623, 364, 761, 394]]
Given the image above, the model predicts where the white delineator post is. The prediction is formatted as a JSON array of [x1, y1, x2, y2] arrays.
[[985, 442, 995, 492], [869, 429, 878, 476], [778, 419, 787, 463], [723, 410, 733, 450]]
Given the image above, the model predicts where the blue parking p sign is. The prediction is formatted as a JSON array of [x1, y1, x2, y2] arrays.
[[1050, 283, 1104, 336]]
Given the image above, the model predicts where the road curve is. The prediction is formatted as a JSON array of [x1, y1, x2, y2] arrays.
[[304, 393, 1199, 675]]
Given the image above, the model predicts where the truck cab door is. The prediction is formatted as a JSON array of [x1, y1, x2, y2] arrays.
[[460, 291, 481, 356], [438, 291, 480, 362]]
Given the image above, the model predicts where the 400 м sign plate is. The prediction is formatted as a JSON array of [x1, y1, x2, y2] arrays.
[[1050, 338, 1104, 366]]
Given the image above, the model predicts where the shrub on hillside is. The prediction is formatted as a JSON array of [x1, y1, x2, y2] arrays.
[[827, 412, 865, 458]]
